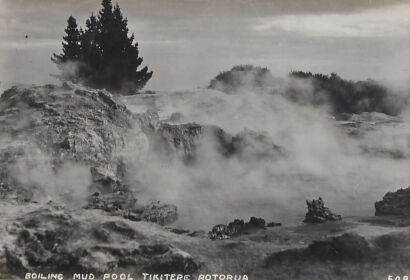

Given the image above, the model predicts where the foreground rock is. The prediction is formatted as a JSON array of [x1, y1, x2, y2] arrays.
[[304, 197, 342, 223], [375, 187, 410, 216], [2, 202, 410, 279], [259, 231, 410, 280], [3, 204, 197, 277]]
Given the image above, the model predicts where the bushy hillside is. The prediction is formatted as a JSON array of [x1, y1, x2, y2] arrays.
[[288, 71, 404, 115], [208, 65, 408, 116], [209, 65, 281, 94]]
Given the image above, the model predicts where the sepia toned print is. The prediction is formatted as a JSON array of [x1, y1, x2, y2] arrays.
[[0, 0, 409, 279]]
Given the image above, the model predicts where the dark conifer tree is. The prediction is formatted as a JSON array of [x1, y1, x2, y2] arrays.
[[52, 0, 152, 94], [96, 0, 115, 75], [79, 13, 100, 82], [52, 16, 82, 62], [51, 16, 82, 81]]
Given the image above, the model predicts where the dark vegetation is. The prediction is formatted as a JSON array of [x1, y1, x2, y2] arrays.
[[52, 0, 152, 94], [288, 71, 402, 115], [209, 65, 405, 116], [209, 65, 279, 94]]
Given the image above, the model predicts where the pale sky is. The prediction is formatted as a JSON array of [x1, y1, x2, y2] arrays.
[[0, 0, 409, 91]]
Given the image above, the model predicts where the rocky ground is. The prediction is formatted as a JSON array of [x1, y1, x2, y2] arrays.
[[0, 84, 409, 280]]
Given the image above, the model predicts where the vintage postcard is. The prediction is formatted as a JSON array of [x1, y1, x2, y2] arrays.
[[0, 0, 409, 279]]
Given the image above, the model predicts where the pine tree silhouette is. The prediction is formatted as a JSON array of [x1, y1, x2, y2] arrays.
[[52, 0, 152, 94], [79, 13, 100, 82], [51, 16, 82, 82]]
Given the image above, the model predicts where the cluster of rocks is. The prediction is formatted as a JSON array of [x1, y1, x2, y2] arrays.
[[208, 197, 342, 240], [85, 192, 178, 225], [209, 217, 281, 240], [304, 197, 342, 223]]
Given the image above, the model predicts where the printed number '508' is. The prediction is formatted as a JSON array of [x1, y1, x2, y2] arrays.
[[388, 276, 409, 280]]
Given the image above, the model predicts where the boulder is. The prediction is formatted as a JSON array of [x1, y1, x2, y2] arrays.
[[304, 197, 341, 223], [375, 187, 410, 216]]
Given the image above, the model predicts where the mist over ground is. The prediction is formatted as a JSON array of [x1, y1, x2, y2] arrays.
[[122, 68, 410, 229]]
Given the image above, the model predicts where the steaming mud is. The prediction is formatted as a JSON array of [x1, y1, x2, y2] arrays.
[[123, 89, 410, 229]]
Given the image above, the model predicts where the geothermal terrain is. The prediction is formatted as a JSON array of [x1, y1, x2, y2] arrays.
[[0, 69, 409, 279]]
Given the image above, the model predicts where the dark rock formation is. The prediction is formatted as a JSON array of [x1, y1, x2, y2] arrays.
[[156, 122, 203, 161], [304, 197, 342, 223], [150, 121, 283, 162], [375, 187, 410, 216], [209, 216, 279, 240]]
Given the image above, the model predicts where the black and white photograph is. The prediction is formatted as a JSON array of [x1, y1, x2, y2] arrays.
[[0, 0, 409, 279]]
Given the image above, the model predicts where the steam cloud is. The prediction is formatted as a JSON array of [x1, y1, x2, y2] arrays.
[[10, 147, 92, 207], [123, 69, 410, 229], [1, 66, 409, 230]]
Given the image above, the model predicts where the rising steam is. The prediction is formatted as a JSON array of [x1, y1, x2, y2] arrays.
[[123, 67, 410, 229]]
